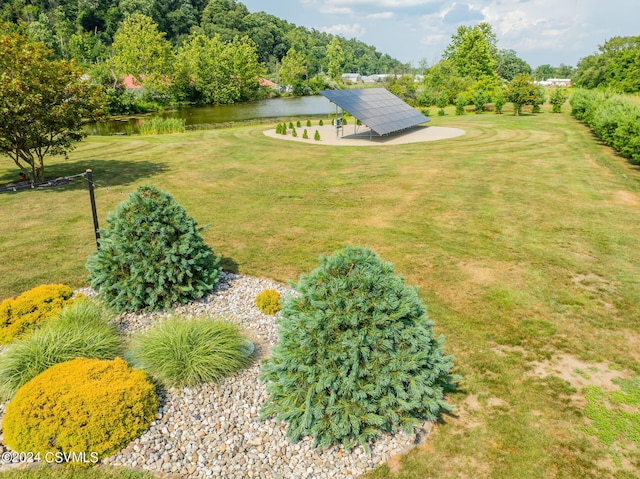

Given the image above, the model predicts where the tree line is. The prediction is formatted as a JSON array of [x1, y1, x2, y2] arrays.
[[1, 0, 406, 112]]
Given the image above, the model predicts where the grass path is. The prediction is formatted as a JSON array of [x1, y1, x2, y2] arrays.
[[1, 109, 639, 478]]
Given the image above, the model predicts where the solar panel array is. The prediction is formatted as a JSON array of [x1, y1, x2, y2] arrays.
[[319, 88, 429, 136]]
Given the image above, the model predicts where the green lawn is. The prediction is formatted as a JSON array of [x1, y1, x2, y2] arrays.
[[1, 109, 639, 478]]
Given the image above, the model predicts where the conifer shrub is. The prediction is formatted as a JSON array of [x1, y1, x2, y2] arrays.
[[276, 123, 282, 134], [292, 127, 297, 137], [128, 316, 251, 387], [3, 358, 158, 462], [0, 300, 122, 400], [288, 121, 294, 129], [86, 185, 221, 312], [261, 246, 458, 450], [303, 129, 309, 139], [306, 119, 311, 127], [0, 284, 77, 344], [319, 119, 324, 126], [255, 289, 282, 315], [314, 130, 320, 141], [296, 120, 301, 127]]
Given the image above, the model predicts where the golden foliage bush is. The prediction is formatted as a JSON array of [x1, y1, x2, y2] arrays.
[[0, 284, 78, 344], [255, 289, 282, 315], [3, 358, 158, 462]]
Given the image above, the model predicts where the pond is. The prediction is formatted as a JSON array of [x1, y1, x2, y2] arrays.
[[85, 95, 337, 136]]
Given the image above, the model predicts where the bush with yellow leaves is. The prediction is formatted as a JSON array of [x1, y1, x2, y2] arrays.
[[0, 284, 78, 344], [255, 289, 282, 315], [3, 357, 158, 463]]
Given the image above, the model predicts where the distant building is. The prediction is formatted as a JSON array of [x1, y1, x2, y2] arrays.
[[341, 73, 362, 84], [536, 78, 572, 87], [122, 74, 143, 91]]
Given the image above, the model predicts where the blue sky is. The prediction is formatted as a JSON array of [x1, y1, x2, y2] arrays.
[[240, 0, 639, 69]]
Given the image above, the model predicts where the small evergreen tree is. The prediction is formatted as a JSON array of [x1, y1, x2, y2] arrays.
[[296, 120, 301, 127], [288, 121, 294, 129], [455, 94, 467, 115], [291, 127, 297, 137], [276, 123, 282, 134], [550, 87, 569, 113], [86, 186, 221, 312], [319, 119, 324, 126], [436, 92, 448, 116], [306, 119, 311, 127], [302, 129, 308, 139], [281, 124, 288, 135], [314, 130, 320, 141], [261, 246, 458, 450], [494, 89, 506, 114]]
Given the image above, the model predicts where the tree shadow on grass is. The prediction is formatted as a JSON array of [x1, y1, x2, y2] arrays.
[[0, 158, 169, 194]]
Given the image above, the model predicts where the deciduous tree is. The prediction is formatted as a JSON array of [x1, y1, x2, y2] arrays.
[[505, 74, 538, 115], [443, 22, 498, 80], [112, 13, 172, 94], [0, 32, 105, 184]]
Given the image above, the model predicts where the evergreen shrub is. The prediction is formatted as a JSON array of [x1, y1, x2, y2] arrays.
[[292, 127, 297, 137], [288, 121, 294, 129], [128, 316, 251, 387], [86, 185, 221, 312], [0, 284, 77, 344], [319, 119, 324, 126], [255, 289, 282, 315], [261, 246, 458, 450], [306, 119, 311, 127], [296, 120, 301, 127], [303, 129, 309, 139], [0, 300, 122, 399], [314, 130, 320, 141], [3, 358, 158, 462], [276, 123, 282, 134]]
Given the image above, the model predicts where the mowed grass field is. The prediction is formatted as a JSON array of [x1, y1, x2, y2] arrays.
[[1, 108, 640, 478]]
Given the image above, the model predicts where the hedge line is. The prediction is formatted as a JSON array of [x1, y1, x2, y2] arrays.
[[570, 89, 640, 164]]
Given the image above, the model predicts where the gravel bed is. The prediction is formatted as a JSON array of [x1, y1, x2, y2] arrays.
[[1, 272, 431, 478]]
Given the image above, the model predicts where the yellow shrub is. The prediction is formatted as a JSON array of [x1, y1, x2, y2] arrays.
[[255, 289, 282, 315], [0, 284, 77, 344], [3, 358, 158, 463]]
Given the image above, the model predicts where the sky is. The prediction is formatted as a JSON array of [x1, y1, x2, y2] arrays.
[[239, 0, 639, 69]]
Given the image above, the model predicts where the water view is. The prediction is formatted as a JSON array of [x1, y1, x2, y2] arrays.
[[86, 95, 337, 135]]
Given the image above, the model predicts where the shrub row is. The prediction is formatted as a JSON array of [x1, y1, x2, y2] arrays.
[[570, 89, 640, 163]]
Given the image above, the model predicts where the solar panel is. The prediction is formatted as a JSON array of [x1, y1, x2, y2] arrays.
[[319, 88, 429, 136]]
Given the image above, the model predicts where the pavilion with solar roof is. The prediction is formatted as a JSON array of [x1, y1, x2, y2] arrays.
[[319, 88, 429, 140]]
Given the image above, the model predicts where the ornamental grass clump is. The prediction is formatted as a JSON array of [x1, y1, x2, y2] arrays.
[[3, 358, 158, 463], [86, 185, 221, 312], [261, 246, 458, 450], [0, 284, 77, 344], [0, 299, 122, 400], [128, 316, 252, 387]]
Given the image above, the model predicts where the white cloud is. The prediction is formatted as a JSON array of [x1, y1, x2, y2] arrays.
[[366, 11, 395, 19], [319, 23, 367, 38]]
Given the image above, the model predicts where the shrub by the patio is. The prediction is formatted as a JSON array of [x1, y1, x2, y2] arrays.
[[86, 185, 221, 312], [0, 284, 76, 345], [261, 246, 458, 450], [256, 289, 282, 315], [128, 316, 251, 387], [3, 357, 158, 462], [0, 300, 122, 400]]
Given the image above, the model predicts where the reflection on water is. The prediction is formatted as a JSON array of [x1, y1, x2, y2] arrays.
[[86, 96, 336, 135]]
